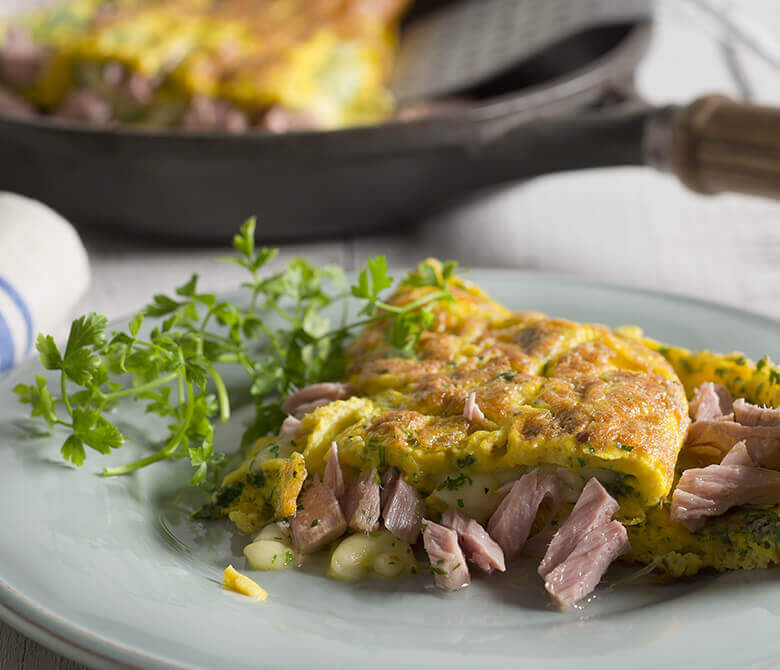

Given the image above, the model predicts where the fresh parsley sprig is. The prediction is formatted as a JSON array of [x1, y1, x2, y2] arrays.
[[14, 219, 457, 485]]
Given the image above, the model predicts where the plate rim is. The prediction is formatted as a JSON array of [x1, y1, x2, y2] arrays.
[[0, 266, 778, 669]]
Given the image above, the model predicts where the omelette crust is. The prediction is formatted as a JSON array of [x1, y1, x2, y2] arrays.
[[321, 278, 689, 505], [289, 275, 690, 514]]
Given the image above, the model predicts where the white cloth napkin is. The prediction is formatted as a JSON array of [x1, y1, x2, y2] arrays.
[[0, 192, 90, 372]]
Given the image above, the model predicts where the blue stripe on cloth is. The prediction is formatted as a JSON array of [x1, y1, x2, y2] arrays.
[[0, 274, 33, 355], [0, 310, 15, 372]]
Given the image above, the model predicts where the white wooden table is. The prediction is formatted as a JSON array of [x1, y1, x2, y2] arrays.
[[3, 2, 780, 667]]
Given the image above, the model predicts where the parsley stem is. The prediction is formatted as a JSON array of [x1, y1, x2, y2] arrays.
[[373, 301, 403, 314], [207, 363, 230, 423], [270, 303, 294, 324], [164, 377, 195, 456], [320, 289, 450, 338], [391, 289, 451, 313], [103, 372, 179, 401], [102, 375, 194, 478], [101, 449, 172, 477], [60, 373, 73, 417]]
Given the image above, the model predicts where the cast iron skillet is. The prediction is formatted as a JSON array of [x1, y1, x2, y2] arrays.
[[0, 10, 777, 242]]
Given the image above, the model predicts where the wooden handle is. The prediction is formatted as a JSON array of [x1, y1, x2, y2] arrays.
[[663, 95, 780, 199]]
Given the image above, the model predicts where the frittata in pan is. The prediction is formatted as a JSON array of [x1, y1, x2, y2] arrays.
[[0, 0, 409, 130], [191, 260, 780, 606]]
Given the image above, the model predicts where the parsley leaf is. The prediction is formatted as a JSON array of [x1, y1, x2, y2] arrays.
[[16, 218, 456, 487], [351, 256, 394, 316]]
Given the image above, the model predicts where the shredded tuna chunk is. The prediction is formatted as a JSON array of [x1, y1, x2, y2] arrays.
[[487, 471, 562, 562], [278, 415, 302, 442], [382, 475, 424, 543], [101, 61, 157, 105], [422, 519, 470, 590], [290, 481, 347, 553], [441, 509, 505, 573], [721, 440, 754, 466], [181, 95, 248, 132], [126, 72, 156, 105], [342, 468, 381, 533], [281, 382, 356, 418], [380, 467, 400, 508], [323, 442, 345, 499], [689, 382, 733, 421], [671, 463, 780, 531], [463, 392, 485, 422], [538, 478, 619, 579], [102, 61, 124, 86], [56, 89, 112, 123], [686, 420, 780, 460], [260, 105, 321, 133], [544, 520, 630, 608], [734, 398, 780, 427], [0, 27, 46, 87], [0, 85, 35, 117]]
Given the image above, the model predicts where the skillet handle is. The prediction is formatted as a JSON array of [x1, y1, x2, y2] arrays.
[[646, 95, 780, 200]]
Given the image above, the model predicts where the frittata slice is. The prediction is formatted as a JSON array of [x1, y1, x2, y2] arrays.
[[207, 262, 691, 534]]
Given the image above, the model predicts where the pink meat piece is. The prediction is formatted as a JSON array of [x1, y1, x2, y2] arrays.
[[689, 382, 733, 421], [56, 89, 112, 123], [380, 467, 399, 507], [281, 382, 356, 418], [721, 440, 754, 466], [278, 415, 302, 443], [102, 61, 124, 86], [126, 72, 156, 105], [671, 463, 780, 531], [260, 105, 321, 133], [181, 95, 248, 132], [422, 519, 470, 590], [686, 420, 780, 461], [734, 398, 780, 427], [290, 482, 347, 553], [0, 27, 46, 87], [342, 468, 381, 533], [463, 391, 485, 422], [441, 509, 505, 573], [487, 471, 563, 562], [0, 85, 35, 118], [382, 475, 424, 543], [102, 61, 157, 104], [544, 520, 630, 608], [538, 478, 619, 579], [323, 441, 345, 499]]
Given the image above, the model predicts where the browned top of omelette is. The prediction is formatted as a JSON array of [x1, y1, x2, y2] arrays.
[[212, 264, 691, 536], [317, 273, 691, 508]]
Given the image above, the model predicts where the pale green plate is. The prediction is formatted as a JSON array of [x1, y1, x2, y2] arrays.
[[1, 270, 780, 669]]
